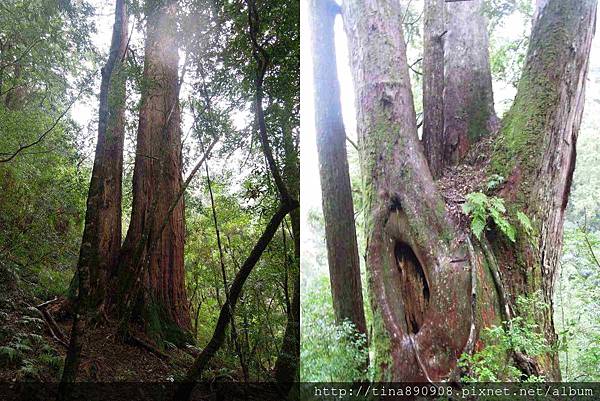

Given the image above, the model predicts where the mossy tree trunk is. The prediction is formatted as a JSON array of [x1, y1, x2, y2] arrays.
[[342, 0, 595, 382], [111, 0, 191, 340], [309, 0, 367, 337]]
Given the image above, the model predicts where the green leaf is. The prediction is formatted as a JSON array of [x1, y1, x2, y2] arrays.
[[471, 217, 486, 240], [516, 211, 533, 236]]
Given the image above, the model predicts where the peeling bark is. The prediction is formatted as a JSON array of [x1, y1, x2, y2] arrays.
[[309, 0, 367, 336]]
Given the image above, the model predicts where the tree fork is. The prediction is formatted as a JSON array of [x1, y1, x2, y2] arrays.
[[342, 0, 477, 381]]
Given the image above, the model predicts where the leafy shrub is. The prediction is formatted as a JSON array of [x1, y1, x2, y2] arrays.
[[459, 292, 549, 382], [300, 277, 369, 381]]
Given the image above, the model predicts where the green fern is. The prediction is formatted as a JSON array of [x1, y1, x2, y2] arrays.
[[462, 192, 516, 241], [0, 345, 20, 363], [516, 211, 534, 237]]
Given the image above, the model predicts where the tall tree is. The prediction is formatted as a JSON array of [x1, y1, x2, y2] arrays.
[[342, 0, 596, 381], [58, 0, 128, 394], [309, 0, 367, 336], [113, 0, 191, 338], [422, 0, 445, 178], [423, 0, 497, 177], [77, 0, 128, 309], [443, 0, 497, 164]]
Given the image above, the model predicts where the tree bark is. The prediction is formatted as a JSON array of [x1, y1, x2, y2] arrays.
[[423, 0, 498, 174], [76, 0, 128, 309], [309, 0, 367, 337], [342, 0, 474, 381], [422, 0, 446, 178], [114, 0, 191, 337], [57, 0, 128, 397], [488, 0, 597, 378], [443, 0, 497, 163], [342, 0, 596, 382]]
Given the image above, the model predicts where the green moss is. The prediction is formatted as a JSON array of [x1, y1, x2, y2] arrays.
[[370, 307, 393, 381], [143, 300, 194, 348]]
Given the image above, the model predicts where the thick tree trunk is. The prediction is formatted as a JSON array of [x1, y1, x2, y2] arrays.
[[342, 0, 474, 381], [114, 0, 191, 338], [58, 0, 128, 396], [309, 0, 367, 336], [423, 0, 497, 175], [342, 0, 595, 382], [443, 0, 497, 163], [488, 0, 597, 378], [77, 0, 128, 309], [422, 0, 445, 178]]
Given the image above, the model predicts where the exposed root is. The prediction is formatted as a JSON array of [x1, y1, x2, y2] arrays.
[[124, 333, 169, 360], [481, 240, 543, 378], [448, 237, 478, 383], [481, 240, 511, 321]]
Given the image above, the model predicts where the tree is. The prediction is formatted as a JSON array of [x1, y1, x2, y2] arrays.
[[77, 0, 128, 310], [309, 0, 367, 337], [423, 0, 498, 178], [341, 0, 596, 382], [112, 0, 191, 339], [58, 0, 128, 394]]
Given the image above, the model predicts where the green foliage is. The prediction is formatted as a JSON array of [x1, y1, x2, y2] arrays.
[[0, 331, 62, 378], [486, 174, 505, 191], [300, 277, 369, 382], [516, 211, 533, 238], [459, 292, 549, 382], [462, 192, 516, 241]]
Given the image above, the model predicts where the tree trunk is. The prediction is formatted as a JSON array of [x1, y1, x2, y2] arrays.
[[77, 0, 128, 309], [309, 0, 367, 336], [58, 0, 128, 396], [422, 0, 445, 178], [443, 0, 497, 163], [423, 0, 498, 175], [113, 0, 191, 339], [488, 0, 597, 378], [342, 0, 596, 382]]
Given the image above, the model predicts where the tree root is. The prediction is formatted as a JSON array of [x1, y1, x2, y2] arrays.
[[124, 333, 169, 360], [480, 240, 543, 379], [448, 237, 478, 383]]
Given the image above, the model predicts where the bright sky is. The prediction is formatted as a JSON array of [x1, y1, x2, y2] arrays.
[[299, 0, 600, 278]]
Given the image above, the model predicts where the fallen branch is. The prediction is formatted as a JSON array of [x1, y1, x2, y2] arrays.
[[34, 303, 69, 348]]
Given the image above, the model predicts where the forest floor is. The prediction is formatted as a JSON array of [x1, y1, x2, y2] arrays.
[[0, 271, 197, 383]]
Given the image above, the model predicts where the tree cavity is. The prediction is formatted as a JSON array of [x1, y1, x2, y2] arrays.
[[394, 241, 430, 335]]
